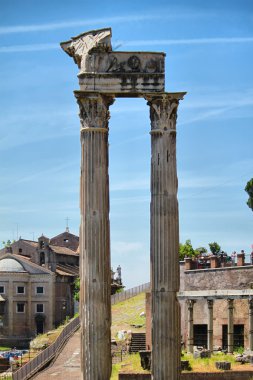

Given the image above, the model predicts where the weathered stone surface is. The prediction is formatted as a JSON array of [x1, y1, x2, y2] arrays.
[[77, 92, 114, 380], [183, 266, 253, 291], [215, 361, 231, 370], [61, 28, 186, 380], [147, 93, 185, 380], [61, 28, 165, 94]]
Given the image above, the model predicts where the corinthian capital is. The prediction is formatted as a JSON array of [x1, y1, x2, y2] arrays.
[[145, 92, 186, 134], [75, 92, 114, 133]]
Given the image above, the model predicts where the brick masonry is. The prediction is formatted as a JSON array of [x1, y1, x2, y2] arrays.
[[146, 263, 253, 349], [119, 372, 253, 380]]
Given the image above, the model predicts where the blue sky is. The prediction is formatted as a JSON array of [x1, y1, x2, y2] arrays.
[[0, 0, 252, 288]]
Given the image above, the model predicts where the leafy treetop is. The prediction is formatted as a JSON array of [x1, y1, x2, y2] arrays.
[[245, 178, 253, 212], [209, 242, 221, 255]]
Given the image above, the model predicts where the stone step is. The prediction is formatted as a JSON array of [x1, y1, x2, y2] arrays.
[[129, 333, 146, 353]]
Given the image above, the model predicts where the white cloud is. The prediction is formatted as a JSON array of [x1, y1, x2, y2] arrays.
[[0, 16, 149, 35], [1, 36, 253, 54], [0, 43, 59, 53], [0, 11, 216, 35], [124, 37, 253, 47]]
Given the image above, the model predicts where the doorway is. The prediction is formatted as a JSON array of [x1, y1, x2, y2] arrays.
[[193, 324, 208, 348], [222, 324, 244, 349], [36, 320, 44, 335]]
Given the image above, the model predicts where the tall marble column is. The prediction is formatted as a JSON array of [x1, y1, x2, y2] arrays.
[[187, 300, 195, 354], [248, 298, 253, 350], [75, 91, 114, 380], [146, 92, 185, 380], [207, 299, 214, 352], [227, 299, 234, 353]]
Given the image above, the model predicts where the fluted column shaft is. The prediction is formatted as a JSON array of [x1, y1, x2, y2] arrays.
[[227, 299, 234, 353], [249, 298, 253, 350], [75, 92, 114, 380], [207, 299, 214, 352], [187, 300, 195, 354], [146, 93, 184, 380]]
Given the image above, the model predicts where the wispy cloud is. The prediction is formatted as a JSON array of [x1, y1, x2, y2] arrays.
[[0, 15, 155, 34], [0, 43, 58, 53], [1, 36, 253, 54], [124, 37, 253, 47], [0, 11, 216, 35]]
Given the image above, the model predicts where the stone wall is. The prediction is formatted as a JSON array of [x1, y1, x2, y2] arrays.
[[119, 374, 151, 380], [50, 231, 79, 251], [182, 265, 253, 291], [181, 372, 253, 380], [119, 372, 253, 380], [146, 264, 253, 349]]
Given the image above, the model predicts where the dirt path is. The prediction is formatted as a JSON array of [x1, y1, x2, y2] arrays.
[[32, 330, 81, 380]]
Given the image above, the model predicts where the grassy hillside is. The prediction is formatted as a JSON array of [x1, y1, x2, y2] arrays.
[[111, 292, 146, 340]]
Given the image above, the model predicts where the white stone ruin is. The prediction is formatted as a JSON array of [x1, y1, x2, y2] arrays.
[[61, 27, 186, 380]]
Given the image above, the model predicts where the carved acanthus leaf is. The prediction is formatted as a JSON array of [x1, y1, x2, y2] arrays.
[[76, 95, 114, 131], [146, 95, 179, 132]]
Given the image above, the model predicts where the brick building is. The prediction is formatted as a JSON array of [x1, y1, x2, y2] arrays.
[[0, 229, 123, 345], [0, 230, 79, 346], [0, 254, 55, 347], [146, 254, 253, 352]]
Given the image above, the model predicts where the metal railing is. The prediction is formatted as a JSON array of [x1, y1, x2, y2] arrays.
[[12, 283, 150, 380], [111, 282, 150, 305], [13, 316, 80, 380]]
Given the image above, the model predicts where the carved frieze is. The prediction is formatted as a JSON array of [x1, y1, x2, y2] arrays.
[[60, 28, 165, 93], [104, 53, 163, 74]]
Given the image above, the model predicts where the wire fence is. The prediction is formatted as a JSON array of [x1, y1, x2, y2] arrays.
[[111, 283, 150, 305]]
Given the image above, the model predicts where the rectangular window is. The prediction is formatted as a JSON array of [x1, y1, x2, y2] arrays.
[[36, 304, 44, 313], [0, 286, 5, 294], [17, 303, 25, 313], [36, 286, 44, 295], [17, 286, 25, 294]]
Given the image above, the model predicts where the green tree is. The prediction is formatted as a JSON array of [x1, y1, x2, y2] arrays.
[[2, 240, 12, 248], [209, 242, 221, 255], [74, 277, 80, 302], [195, 247, 207, 256], [245, 178, 253, 211], [179, 239, 196, 260]]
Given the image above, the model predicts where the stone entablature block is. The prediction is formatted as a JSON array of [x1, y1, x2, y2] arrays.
[[61, 28, 165, 94]]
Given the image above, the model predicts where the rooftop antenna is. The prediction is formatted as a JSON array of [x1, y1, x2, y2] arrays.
[[65, 217, 70, 233]]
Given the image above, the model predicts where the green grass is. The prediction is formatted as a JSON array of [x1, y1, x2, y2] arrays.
[[181, 352, 242, 372], [0, 346, 11, 351], [111, 293, 146, 339], [110, 353, 149, 380]]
